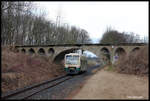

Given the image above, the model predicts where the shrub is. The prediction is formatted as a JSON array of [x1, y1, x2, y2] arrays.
[[2, 46, 65, 93], [116, 46, 148, 76]]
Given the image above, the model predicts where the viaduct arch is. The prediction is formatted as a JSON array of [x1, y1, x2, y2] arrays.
[[15, 43, 147, 64]]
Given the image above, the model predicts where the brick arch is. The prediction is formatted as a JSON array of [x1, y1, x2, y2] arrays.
[[81, 48, 100, 57], [21, 48, 26, 53], [38, 48, 45, 55], [114, 47, 126, 56], [81, 50, 99, 58], [100, 47, 110, 53], [48, 48, 55, 56], [100, 47, 111, 61], [28, 48, 35, 55], [53, 48, 80, 63], [131, 47, 140, 53]]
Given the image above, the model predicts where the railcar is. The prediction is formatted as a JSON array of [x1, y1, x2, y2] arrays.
[[64, 53, 87, 74]]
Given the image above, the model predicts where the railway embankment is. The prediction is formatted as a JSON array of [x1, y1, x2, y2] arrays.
[[2, 46, 65, 94]]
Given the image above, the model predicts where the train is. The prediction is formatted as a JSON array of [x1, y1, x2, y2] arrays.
[[64, 53, 88, 74]]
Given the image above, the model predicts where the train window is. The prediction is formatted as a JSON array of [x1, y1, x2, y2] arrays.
[[66, 55, 79, 65]]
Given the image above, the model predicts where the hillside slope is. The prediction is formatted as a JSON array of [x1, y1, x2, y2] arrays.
[[2, 46, 65, 93]]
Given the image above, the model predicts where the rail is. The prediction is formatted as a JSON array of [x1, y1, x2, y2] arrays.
[[1, 74, 73, 99]]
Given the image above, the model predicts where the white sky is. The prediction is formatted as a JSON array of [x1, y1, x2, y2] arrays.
[[33, 1, 148, 43]]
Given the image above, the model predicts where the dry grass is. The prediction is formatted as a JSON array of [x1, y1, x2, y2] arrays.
[[115, 46, 149, 76], [1, 46, 65, 93]]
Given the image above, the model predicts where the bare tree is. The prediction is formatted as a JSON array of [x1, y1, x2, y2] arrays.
[[1, 1, 91, 46], [99, 27, 142, 44]]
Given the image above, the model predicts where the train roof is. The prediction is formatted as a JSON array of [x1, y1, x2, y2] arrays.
[[65, 53, 80, 55], [65, 53, 87, 59]]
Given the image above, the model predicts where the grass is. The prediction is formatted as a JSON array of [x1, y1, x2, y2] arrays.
[[105, 64, 116, 72], [107, 65, 113, 71]]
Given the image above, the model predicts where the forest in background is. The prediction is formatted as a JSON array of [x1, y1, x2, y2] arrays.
[[2, 2, 148, 46], [1, 2, 91, 46]]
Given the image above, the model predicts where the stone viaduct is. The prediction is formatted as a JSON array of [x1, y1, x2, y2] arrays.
[[15, 43, 147, 64]]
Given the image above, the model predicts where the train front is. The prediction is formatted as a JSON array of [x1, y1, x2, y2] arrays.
[[64, 53, 80, 74]]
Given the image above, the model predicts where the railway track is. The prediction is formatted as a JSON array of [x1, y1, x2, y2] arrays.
[[1, 74, 73, 99]]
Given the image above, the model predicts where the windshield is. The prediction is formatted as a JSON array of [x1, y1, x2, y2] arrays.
[[66, 55, 79, 65]]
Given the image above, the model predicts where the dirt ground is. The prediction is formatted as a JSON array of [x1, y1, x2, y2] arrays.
[[71, 67, 149, 99]]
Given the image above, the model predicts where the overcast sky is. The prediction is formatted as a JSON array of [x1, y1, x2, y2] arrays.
[[33, 1, 148, 43]]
